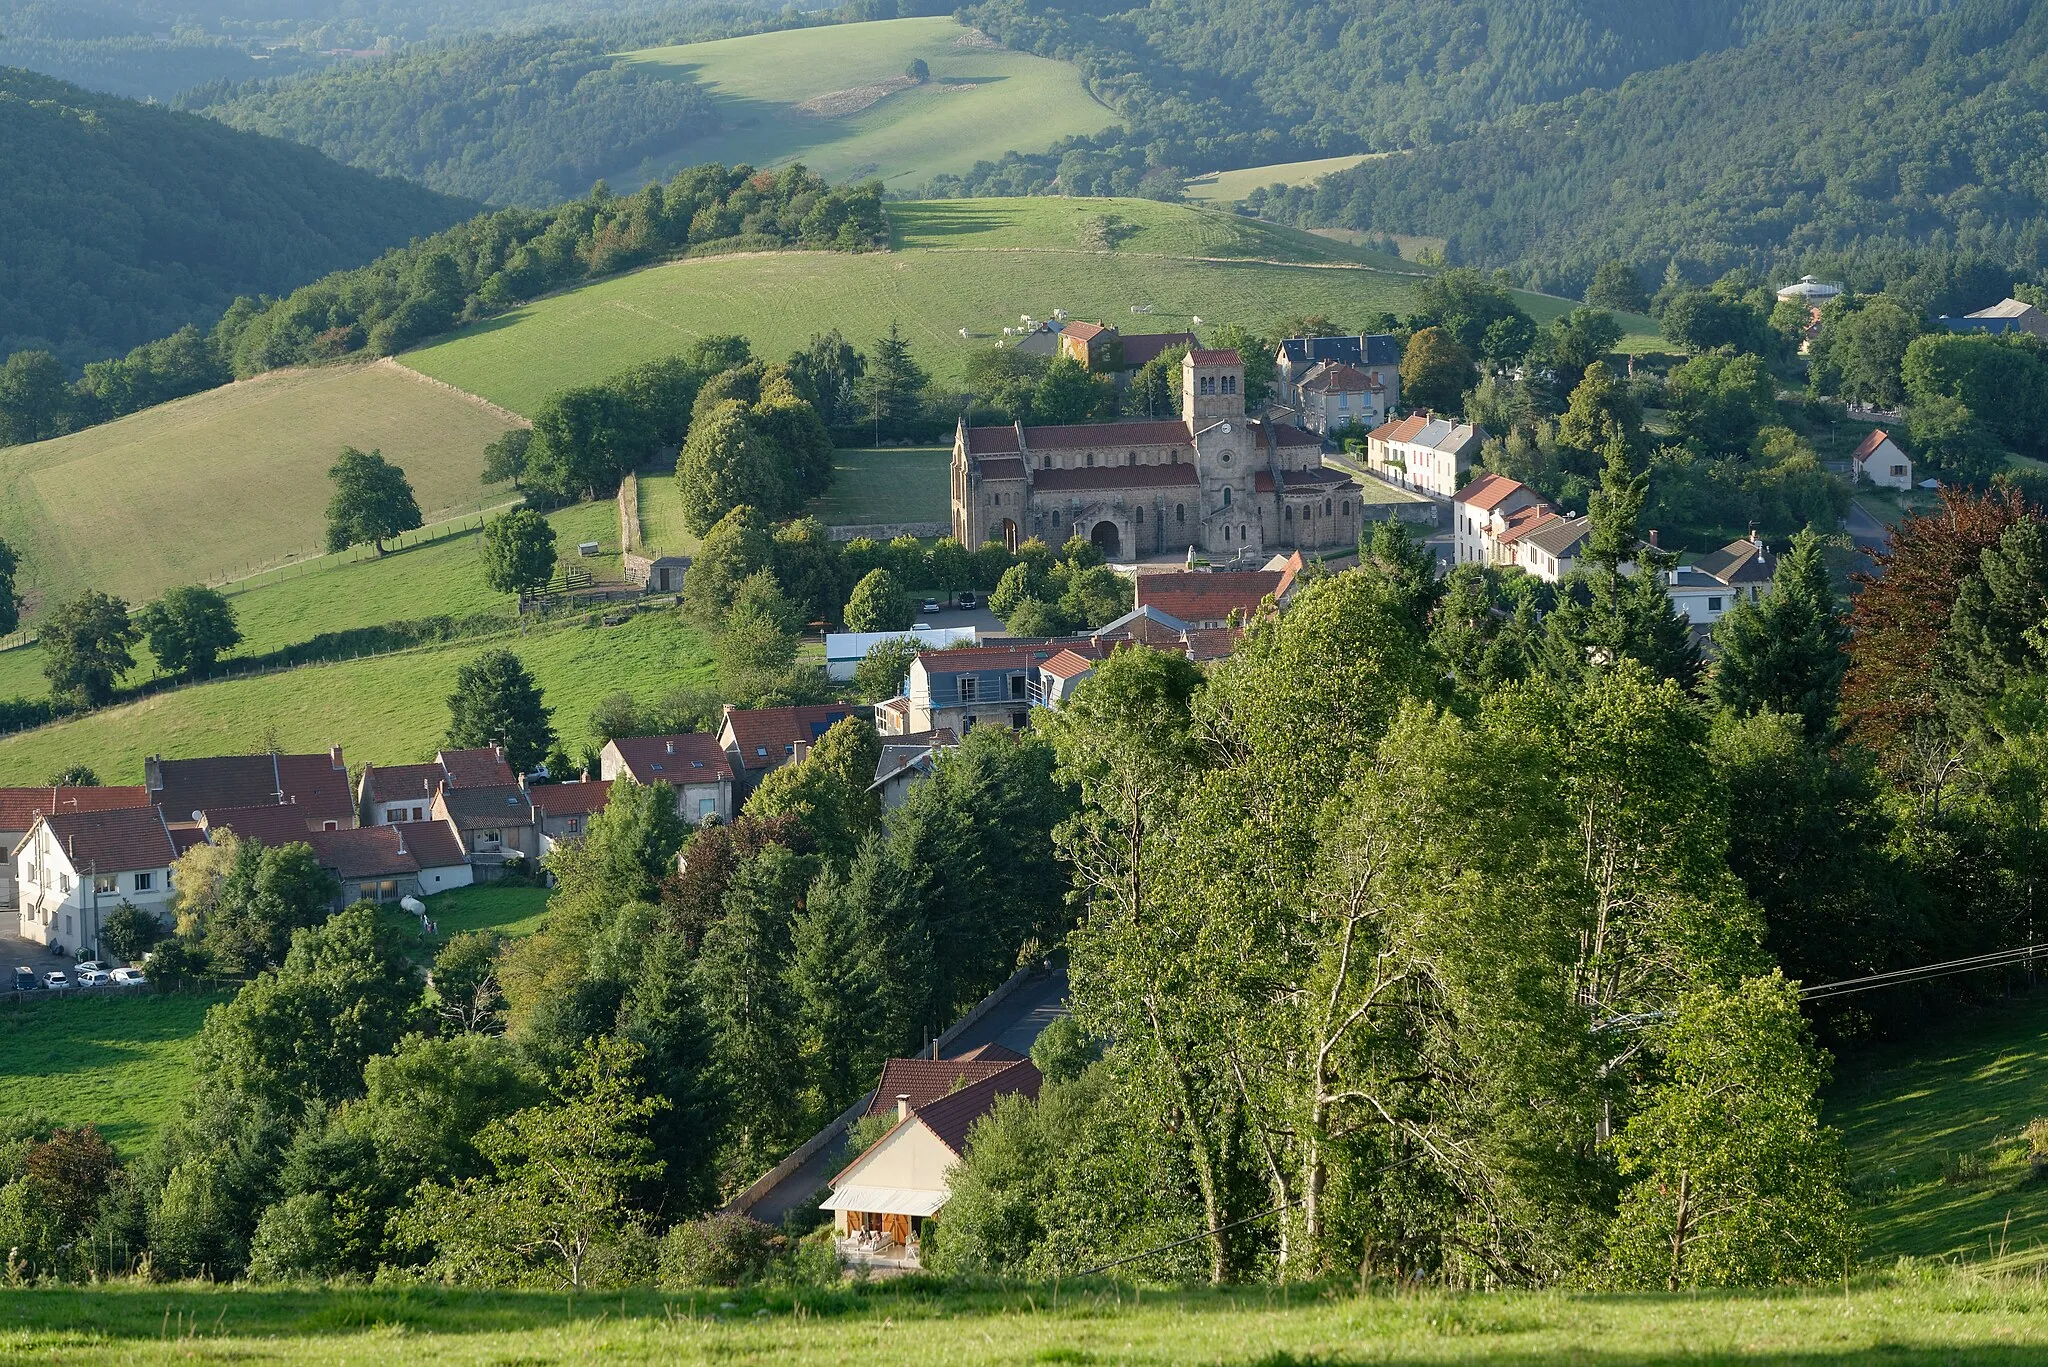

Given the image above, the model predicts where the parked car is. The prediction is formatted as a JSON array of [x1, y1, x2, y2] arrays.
[[110, 967, 148, 988], [921, 598, 941, 616], [74, 959, 107, 974], [13, 966, 35, 991], [42, 970, 71, 991], [911, 622, 931, 631], [958, 591, 978, 611], [77, 968, 110, 987]]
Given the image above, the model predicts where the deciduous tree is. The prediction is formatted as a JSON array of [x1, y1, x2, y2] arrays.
[[40, 589, 139, 706], [137, 585, 241, 678], [479, 507, 557, 598], [325, 447, 423, 554]]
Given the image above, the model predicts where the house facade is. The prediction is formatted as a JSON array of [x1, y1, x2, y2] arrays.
[[0, 786, 150, 912], [307, 822, 473, 905], [1665, 532, 1775, 626], [1275, 334, 1401, 412], [716, 705, 859, 792], [1364, 415, 1488, 498], [358, 746, 517, 826], [951, 349, 1363, 560], [1292, 361, 1387, 436], [869, 731, 958, 811], [600, 733, 734, 824], [431, 783, 537, 864], [14, 806, 179, 954], [1850, 429, 1914, 491], [532, 780, 613, 853], [1451, 473, 1590, 583], [899, 646, 1063, 736]]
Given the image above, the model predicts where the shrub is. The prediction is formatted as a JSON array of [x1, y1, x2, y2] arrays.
[[247, 1192, 341, 1282], [657, 1212, 779, 1288]]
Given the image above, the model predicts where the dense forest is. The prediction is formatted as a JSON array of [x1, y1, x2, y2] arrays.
[[1249, 0, 2048, 298], [0, 66, 472, 367], [182, 33, 720, 205]]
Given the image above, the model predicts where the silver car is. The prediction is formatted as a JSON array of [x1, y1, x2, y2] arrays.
[[110, 968, 148, 988], [42, 970, 71, 991]]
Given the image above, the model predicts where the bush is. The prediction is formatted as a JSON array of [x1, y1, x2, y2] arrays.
[[657, 1212, 779, 1288], [247, 1192, 341, 1282]]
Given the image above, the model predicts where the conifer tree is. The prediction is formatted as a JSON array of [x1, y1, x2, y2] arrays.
[[1712, 528, 1848, 738]]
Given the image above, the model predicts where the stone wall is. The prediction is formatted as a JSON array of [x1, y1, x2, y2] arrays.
[[828, 521, 949, 543]]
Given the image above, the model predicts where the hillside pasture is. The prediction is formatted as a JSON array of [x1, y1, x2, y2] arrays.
[[0, 607, 714, 786], [0, 991, 224, 1155], [1183, 153, 1383, 205], [616, 17, 1111, 188], [406, 197, 1654, 418], [0, 360, 516, 609]]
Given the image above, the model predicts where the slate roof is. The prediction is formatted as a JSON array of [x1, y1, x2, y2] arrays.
[[870, 730, 959, 792], [1519, 516, 1591, 557], [1136, 570, 1285, 624], [609, 733, 734, 785], [1033, 463, 1201, 493], [39, 806, 176, 872], [0, 786, 149, 833], [438, 784, 534, 829], [531, 780, 613, 818], [722, 705, 859, 771], [1278, 334, 1400, 370], [1121, 332, 1198, 367], [1692, 536, 1773, 587]]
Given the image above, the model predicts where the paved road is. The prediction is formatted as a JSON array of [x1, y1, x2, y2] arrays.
[[1846, 500, 1893, 556], [741, 964, 1070, 1230]]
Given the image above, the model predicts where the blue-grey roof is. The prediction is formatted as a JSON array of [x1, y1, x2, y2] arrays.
[[1278, 334, 1399, 369], [1939, 315, 2028, 335]]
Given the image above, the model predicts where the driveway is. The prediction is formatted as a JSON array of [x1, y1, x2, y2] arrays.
[[2, 925, 93, 993]]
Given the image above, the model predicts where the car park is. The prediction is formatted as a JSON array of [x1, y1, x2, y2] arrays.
[[110, 967, 148, 988], [42, 970, 71, 991], [77, 968, 111, 987], [13, 966, 35, 991]]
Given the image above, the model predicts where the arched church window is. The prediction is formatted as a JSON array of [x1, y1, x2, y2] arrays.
[[1222, 487, 1232, 507], [1325, 498, 1333, 515], [1224, 525, 1232, 542], [1286, 507, 1294, 521], [1086, 453, 1094, 467], [1176, 504, 1185, 525], [1135, 506, 1145, 523]]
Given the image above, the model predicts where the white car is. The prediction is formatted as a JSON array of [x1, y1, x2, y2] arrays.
[[110, 968, 148, 988], [42, 970, 71, 991], [76, 968, 111, 987], [911, 622, 932, 631], [921, 599, 941, 615], [74, 959, 107, 974]]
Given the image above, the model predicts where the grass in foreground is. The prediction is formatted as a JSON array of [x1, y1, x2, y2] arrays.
[[617, 17, 1111, 188], [5, 1273, 2048, 1364], [806, 447, 951, 526], [0, 360, 516, 608], [0, 990, 224, 1153], [0, 607, 715, 786], [404, 198, 1661, 418], [1183, 154, 1385, 205], [1832, 988, 2048, 1269]]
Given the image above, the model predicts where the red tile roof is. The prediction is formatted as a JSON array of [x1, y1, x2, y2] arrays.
[[1021, 418, 1193, 451], [1298, 362, 1380, 393], [0, 786, 149, 833], [41, 806, 176, 872], [1182, 626, 1244, 661], [863, 1056, 1036, 1118], [1493, 504, 1555, 545], [609, 733, 734, 784], [1369, 413, 1428, 444], [1260, 421, 1327, 448], [394, 819, 467, 870], [1453, 472, 1531, 512], [977, 457, 1028, 482], [531, 779, 613, 817], [916, 1062, 1042, 1155], [271, 752, 356, 824], [1136, 571, 1285, 625], [916, 642, 1100, 674], [1188, 348, 1242, 365], [1038, 648, 1097, 680], [1850, 428, 1894, 463], [149, 751, 352, 827], [721, 705, 860, 771], [361, 762, 444, 806], [438, 784, 534, 829], [198, 804, 328, 846], [964, 426, 1020, 455], [437, 745, 516, 788], [1062, 320, 1109, 342], [1033, 463, 1201, 493]]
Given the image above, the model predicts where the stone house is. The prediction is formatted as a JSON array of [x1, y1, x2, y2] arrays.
[[600, 732, 735, 824]]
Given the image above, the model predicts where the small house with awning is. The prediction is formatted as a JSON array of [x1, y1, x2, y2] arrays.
[[821, 1047, 1041, 1266]]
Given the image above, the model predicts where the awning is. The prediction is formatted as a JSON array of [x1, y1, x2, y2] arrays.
[[820, 1184, 949, 1217]]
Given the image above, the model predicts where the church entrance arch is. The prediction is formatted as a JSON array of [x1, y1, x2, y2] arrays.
[[1090, 520, 1121, 558]]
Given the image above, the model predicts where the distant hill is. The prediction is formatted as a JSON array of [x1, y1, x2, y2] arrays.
[[1252, 0, 2048, 301], [0, 67, 475, 368]]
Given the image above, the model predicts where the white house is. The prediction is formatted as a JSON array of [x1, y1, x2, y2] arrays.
[[1511, 514, 1590, 583], [1452, 473, 1549, 566], [1665, 532, 1775, 626], [1292, 361, 1387, 436], [1850, 429, 1913, 491], [14, 805, 179, 956], [1364, 415, 1488, 498]]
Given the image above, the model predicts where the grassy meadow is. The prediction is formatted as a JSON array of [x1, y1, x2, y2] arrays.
[[405, 198, 1657, 418], [616, 17, 1112, 188], [6, 1274, 2048, 1364], [807, 447, 952, 526], [1831, 989, 2048, 1269], [0, 991, 225, 1154], [634, 467, 701, 557], [0, 605, 714, 786], [1183, 153, 1384, 205], [0, 360, 517, 608]]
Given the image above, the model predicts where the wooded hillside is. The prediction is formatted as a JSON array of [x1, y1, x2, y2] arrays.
[[0, 66, 472, 367]]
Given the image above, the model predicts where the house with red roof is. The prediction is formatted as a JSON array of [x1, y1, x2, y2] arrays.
[[13, 805, 178, 955], [146, 747, 355, 831], [1452, 473, 1590, 583], [0, 785, 148, 912], [356, 745, 517, 826], [1850, 429, 1913, 491], [893, 642, 1107, 737], [532, 779, 614, 852], [1132, 561, 1297, 630], [1366, 414, 1488, 498], [822, 1049, 1042, 1267], [600, 733, 734, 823], [716, 704, 861, 793]]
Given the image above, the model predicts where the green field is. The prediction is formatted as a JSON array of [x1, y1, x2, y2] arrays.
[[0, 360, 518, 609], [1832, 990, 2048, 1269], [807, 447, 951, 527], [634, 468, 701, 558], [5, 1274, 2048, 1363], [0, 991, 225, 1154], [0, 502, 616, 704], [1183, 153, 1384, 205], [0, 606, 714, 786], [617, 17, 1112, 188], [421, 884, 553, 941], [405, 198, 1656, 418]]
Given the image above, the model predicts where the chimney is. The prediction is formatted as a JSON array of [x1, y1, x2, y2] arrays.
[[394, 826, 407, 855], [1749, 526, 1761, 549], [1647, 529, 1660, 548], [664, 739, 674, 755], [896, 1093, 911, 1122], [330, 745, 345, 771]]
